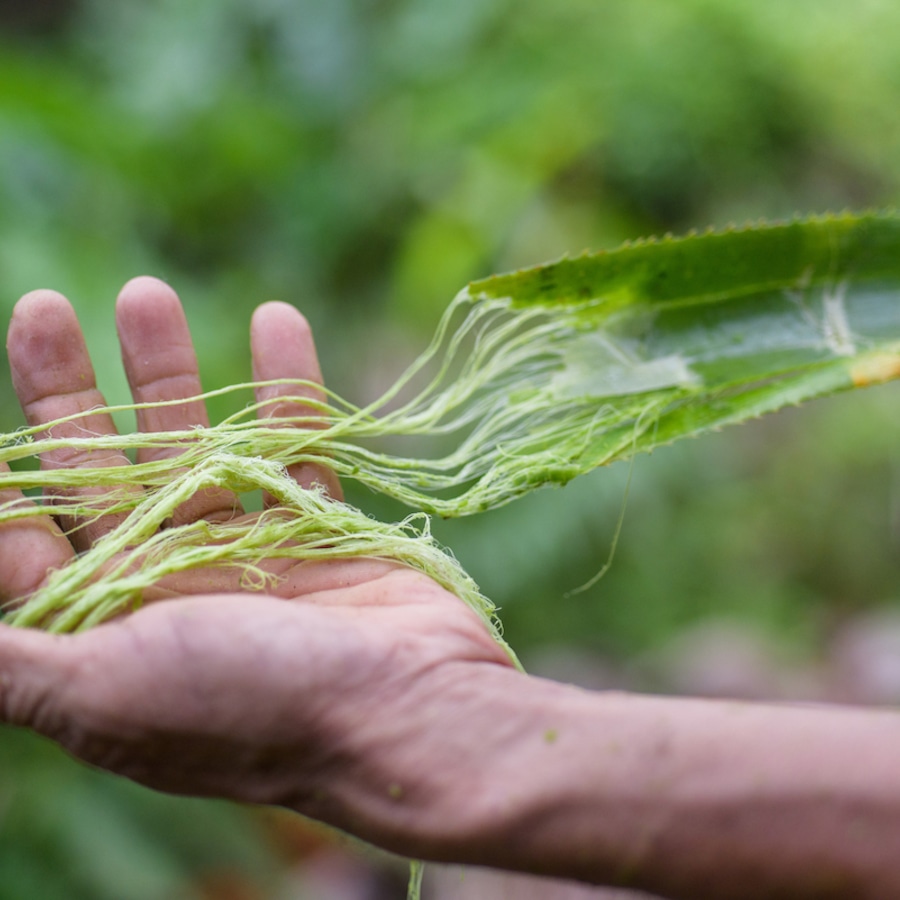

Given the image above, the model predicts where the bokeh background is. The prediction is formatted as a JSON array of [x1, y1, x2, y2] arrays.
[[2, 1, 900, 898]]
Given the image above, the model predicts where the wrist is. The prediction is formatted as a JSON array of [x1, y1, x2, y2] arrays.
[[400, 668, 633, 876], [305, 661, 629, 877], [290, 661, 546, 858]]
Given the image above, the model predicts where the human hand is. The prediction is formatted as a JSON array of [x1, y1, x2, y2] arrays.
[[0, 278, 515, 856]]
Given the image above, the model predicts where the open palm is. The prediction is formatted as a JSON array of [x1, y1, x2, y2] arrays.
[[0, 278, 513, 851]]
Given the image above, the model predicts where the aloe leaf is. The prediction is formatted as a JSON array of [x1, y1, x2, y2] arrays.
[[463, 210, 900, 473]]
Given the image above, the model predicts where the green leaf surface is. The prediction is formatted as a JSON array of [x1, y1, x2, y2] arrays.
[[466, 211, 900, 469]]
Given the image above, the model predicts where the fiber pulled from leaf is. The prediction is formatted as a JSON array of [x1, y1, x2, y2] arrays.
[[4, 212, 900, 635]]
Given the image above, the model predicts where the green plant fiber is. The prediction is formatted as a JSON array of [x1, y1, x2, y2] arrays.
[[3, 212, 900, 640]]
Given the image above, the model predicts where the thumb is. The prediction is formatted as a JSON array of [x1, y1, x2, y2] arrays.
[[0, 624, 75, 735]]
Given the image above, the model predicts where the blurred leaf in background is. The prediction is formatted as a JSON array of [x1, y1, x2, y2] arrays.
[[1, 0, 900, 896]]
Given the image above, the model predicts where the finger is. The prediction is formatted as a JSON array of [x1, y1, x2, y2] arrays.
[[250, 302, 342, 501], [8, 290, 133, 552], [116, 277, 241, 525], [0, 462, 73, 603]]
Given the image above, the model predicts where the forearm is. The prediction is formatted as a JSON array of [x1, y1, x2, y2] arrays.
[[316, 666, 900, 899]]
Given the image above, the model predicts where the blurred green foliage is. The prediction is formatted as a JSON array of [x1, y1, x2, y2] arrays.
[[1, 0, 900, 896], [0, 727, 282, 900]]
